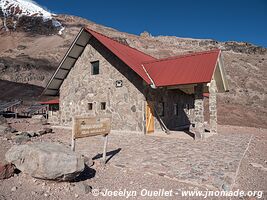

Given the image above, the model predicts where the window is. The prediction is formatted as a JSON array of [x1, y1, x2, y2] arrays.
[[100, 102, 106, 110], [91, 61, 99, 75], [88, 103, 93, 110], [158, 102, 164, 117], [174, 104, 178, 116]]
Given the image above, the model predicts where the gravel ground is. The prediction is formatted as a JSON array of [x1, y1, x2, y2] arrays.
[[0, 119, 266, 200]]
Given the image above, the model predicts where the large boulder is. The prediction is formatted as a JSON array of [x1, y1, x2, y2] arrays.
[[5, 142, 85, 181]]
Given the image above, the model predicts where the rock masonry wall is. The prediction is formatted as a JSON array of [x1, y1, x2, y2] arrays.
[[59, 37, 195, 133]]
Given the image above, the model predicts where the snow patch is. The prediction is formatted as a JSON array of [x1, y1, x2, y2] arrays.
[[0, 0, 64, 34]]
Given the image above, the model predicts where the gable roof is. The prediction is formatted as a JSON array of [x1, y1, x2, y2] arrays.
[[85, 28, 156, 84], [143, 49, 220, 87], [43, 27, 228, 96]]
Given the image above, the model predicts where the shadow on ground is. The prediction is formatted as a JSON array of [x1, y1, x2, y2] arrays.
[[92, 148, 122, 164]]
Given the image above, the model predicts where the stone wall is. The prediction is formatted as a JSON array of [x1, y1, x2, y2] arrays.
[[209, 79, 217, 134], [59, 37, 196, 133], [60, 38, 146, 132], [192, 84, 204, 139], [145, 87, 194, 131]]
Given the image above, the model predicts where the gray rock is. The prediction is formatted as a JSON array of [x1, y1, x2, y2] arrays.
[[16, 132, 31, 137], [0, 116, 7, 125], [12, 135, 31, 144], [0, 162, 15, 179], [0, 125, 8, 136], [73, 182, 92, 194], [44, 128, 53, 133], [28, 131, 37, 137], [5, 142, 85, 181], [5, 126, 17, 133], [37, 130, 46, 136], [222, 183, 230, 191], [11, 186, 17, 192]]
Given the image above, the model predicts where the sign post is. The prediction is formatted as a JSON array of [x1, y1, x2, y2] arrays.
[[71, 116, 111, 164]]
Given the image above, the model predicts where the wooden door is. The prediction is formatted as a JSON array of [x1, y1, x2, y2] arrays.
[[146, 101, 154, 133]]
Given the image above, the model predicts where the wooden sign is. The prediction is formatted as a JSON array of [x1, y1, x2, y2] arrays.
[[73, 116, 111, 139], [71, 116, 111, 165]]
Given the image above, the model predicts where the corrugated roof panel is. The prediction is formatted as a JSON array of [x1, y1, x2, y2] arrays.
[[143, 49, 220, 87], [61, 57, 76, 70], [68, 45, 84, 58], [49, 79, 63, 89], [76, 31, 91, 46], [55, 68, 69, 80]]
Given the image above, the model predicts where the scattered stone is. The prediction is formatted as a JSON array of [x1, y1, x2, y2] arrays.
[[44, 128, 53, 133], [74, 194, 79, 198], [31, 115, 47, 125], [0, 162, 15, 179], [28, 131, 37, 137], [73, 182, 92, 194], [5, 142, 85, 181], [0, 125, 8, 136], [4, 126, 17, 134], [37, 130, 46, 136], [0, 116, 7, 125], [16, 132, 30, 137], [11, 186, 17, 192], [250, 163, 267, 171], [12, 135, 31, 144], [222, 183, 230, 191]]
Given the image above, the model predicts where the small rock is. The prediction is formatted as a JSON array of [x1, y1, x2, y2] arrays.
[[37, 130, 46, 136], [0, 162, 15, 179], [44, 193, 49, 197], [0, 116, 7, 125], [12, 135, 31, 144], [75, 194, 79, 198], [44, 128, 53, 133], [28, 131, 37, 137], [11, 186, 17, 192], [222, 183, 230, 191], [74, 182, 92, 194], [16, 132, 30, 137]]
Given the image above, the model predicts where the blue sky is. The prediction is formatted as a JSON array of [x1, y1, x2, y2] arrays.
[[35, 0, 267, 47]]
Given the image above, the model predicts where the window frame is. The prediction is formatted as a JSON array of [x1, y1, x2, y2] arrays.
[[88, 103, 93, 110], [100, 102, 106, 110], [91, 60, 100, 75]]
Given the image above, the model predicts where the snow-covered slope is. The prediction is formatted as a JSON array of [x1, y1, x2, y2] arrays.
[[0, 0, 64, 34]]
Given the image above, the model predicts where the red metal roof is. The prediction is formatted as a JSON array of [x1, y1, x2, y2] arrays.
[[85, 28, 156, 84], [40, 99, 59, 105], [143, 49, 220, 87], [85, 28, 220, 87]]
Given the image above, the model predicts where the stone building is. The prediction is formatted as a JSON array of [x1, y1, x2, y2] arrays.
[[43, 27, 228, 138]]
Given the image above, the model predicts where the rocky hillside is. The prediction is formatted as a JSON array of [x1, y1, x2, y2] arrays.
[[0, 10, 266, 128]]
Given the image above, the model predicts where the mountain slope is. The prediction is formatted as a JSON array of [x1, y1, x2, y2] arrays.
[[0, 0, 64, 34], [0, 2, 266, 128]]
